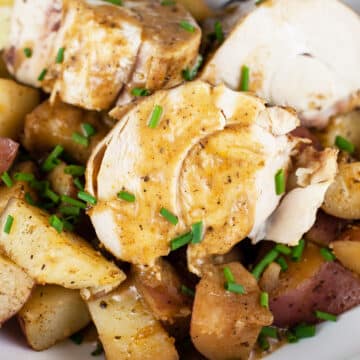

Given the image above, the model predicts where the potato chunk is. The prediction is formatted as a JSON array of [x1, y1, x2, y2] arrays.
[[18, 285, 91, 350], [0, 198, 125, 297], [46, 161, 77, 198], [87, 279, 179, 360], [0, 79, 40, 139], [191, 262, 273, 360], [0, 254, 34, 325], [23, 100, 109, 164]]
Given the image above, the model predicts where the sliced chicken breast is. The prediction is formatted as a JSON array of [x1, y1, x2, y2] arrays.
[[87, 80, 336, 273], [4, 0, 200, 111], [201, 0, 360, 128]]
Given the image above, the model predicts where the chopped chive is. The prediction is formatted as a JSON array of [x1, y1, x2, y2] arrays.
[[3, 215, 14, 234], [23, 47, 32, 58], [275, 256, 288, 271], [170, 231, 192, 251], [182, 54, 203, 81], [64, 165, 85, 176], [161, 0, 175, 5], [59, 206, 81, 216], [131, 88, 151, 97], [252, 249, 279, 280], [38, 68, 47, 81], [191, 221, 203, 244], [225, 282, 246, 294], [103, 0, 123, 5], [160, 207, 178, 225], [286, 330, 298, 343], [42, 145, 64, 172], [335, 135, 355, 154], [82, 123, 96, 138], [258, 334, 270, 351], [72, 132, 89, 147], [275, 244, 292, 255], [148, 105, 163, 128], [30, 179, 49, 192], [320, 247, 336, 262], [240, 65, 250, 91], [61, 195, 87, 209], [315, 310, 337, 322], [91, 341, 104, 356], [275, 168, 285, 195], [260, 326, 278, 339], [117, 190, 135, 203], [180, 20, 196, 33], [13, 172, 35, 182], [293, 323, 316, 339], [260, 291, 269, 309], [70, 332, 84, 345], [49, 214, 63, 233], [1, 172, 13, 187], [74, 178, 84, 191], [55, 47, 65, 63], [63, 219, 74, 232], [255, 0, 267, 5], [78, 191, 97, 205], [223, 266, 235, 283], [292, 239, 305, 262], [214, 21, 224, 43], [44, 187, 60, 203], [24, 192, 35, 206], [181, 284, 195, 297]]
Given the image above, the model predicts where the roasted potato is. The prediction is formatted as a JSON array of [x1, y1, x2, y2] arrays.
[[0, 79, 40, 139], [319, 111, 360, 158], [0, 161, 38, 214], [0, 53, 10, 78], [0, 198, 125, 297], [46, 161, 77, 198], [270, 242, 360, 327], [331, 226, 360, 275], [87, 279, 179, 360], [0, 136, 18, 174], [322, 162, 360, 219], [23, 100, 109, 164], [305, 210, 349, 246], [0, 3, 12, 50], [0, 253, 34, 325], [132, 259, 192, 323], [259, 261, 281, 293], [177, 0, 214, 21], [191, 262, 273, 360], [18, 285, 91, 350]]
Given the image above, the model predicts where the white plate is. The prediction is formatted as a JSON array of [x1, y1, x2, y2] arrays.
[[1, 1, 359, 359]]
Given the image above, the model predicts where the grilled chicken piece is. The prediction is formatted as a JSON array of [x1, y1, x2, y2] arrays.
[[201, 0, 360, 128], [87, 80, 336, 273], [191, 262, 273, 360], [4, 0, 200, 111], [23, 99, 109, 164]]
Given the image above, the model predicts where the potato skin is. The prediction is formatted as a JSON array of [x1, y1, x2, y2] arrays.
[[191, 262, 273, 360], [270, 243, 360, 327], [23, 100, 109, 164], [0, 137, 18, 173], [322, 162, 360, 219], [18, 285, 91, 351]]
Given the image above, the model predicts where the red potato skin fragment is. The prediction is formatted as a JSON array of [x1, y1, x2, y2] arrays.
[[305, 210, 349, 247], [0, 137, 19, 174], [270, 260, 360, 328]]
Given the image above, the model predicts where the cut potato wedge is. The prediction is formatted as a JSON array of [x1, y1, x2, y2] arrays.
[[46, 161, 77, 198], [0, 198, 125, 297], [18, 285, 91, 350], [0, 79, 40, 139], [332, 240, 360, 275], [0, 253, 34, 325], [87, 279, 179, 360]]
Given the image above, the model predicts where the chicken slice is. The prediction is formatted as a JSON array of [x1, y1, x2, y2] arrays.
[[201, 0, 360, 128], [88, 80, 301, 269], [4, 0, 200, 111]]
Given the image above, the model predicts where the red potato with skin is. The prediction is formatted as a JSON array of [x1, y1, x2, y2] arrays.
[[270, 242, 360, 327], [0, 137, 18, 173], [191, 262, 273, 360]]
